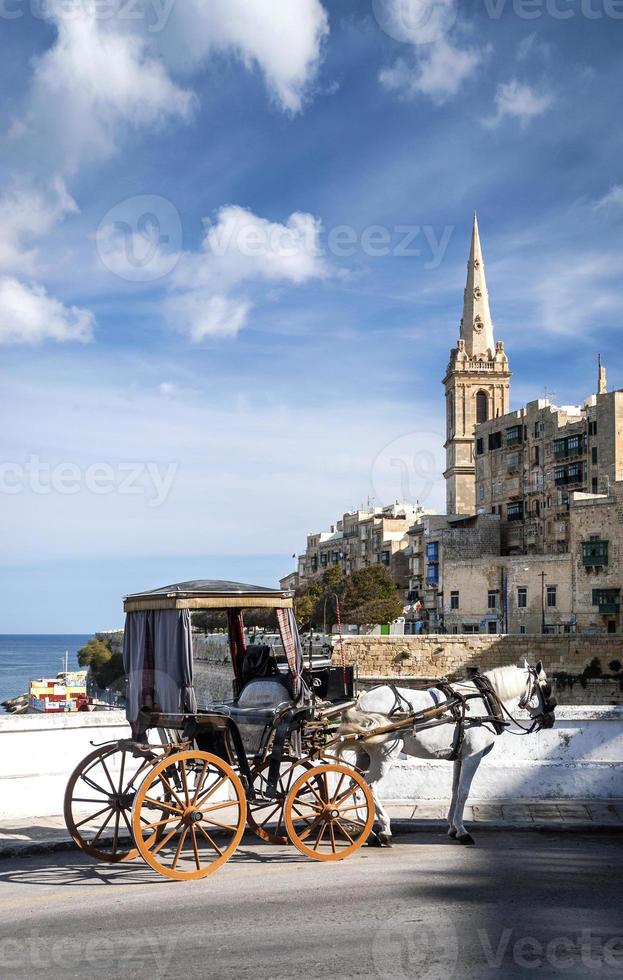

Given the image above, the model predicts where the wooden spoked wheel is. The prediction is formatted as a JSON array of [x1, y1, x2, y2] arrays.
[[284, 764, 374, 861], [247, 758, 313, 844], [132, 750, 246, 880], [64, 743, 162, 862]]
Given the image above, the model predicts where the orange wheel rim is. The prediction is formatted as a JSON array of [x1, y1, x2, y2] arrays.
[[284, 764, 374, 862], [64, 745, 160, 863], [132, 750, 246, 880]]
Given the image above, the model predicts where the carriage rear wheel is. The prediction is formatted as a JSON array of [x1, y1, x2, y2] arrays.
[[247, 757, 313, 844], [64, 743, 162, 863], [132, 750, 246, 880], [284, 763, 374, 861]]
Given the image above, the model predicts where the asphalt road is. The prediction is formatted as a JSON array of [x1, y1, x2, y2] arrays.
[[0, 831, 621, 980]]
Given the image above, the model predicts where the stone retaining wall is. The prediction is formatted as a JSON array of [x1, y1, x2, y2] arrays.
[[334, 635, 623, 704]]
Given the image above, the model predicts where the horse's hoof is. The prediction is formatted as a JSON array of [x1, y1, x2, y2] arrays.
[[378, 832, 393, 847], [367, 831, 383, 847], [457, 833, 475, 846], [447, 828, 457, 839]]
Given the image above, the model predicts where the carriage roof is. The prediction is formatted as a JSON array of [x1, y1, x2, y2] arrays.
[[123, 579, 294, 613]]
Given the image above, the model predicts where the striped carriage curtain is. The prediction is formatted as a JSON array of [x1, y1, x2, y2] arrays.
[[123, 609, 197, 730], [276, 607, 304, 701], [227, 610, 246, 697]]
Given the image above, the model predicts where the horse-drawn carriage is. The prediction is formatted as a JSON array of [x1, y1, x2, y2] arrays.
[[64, 580, 375, 880], [65, 579, 558, 875]]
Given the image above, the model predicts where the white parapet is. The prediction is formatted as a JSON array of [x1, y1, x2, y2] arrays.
[[0, 706, 622, 822], [377, 706, 623, 802]]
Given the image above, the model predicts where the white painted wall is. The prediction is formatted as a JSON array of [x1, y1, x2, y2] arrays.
[[378, 707, 623, 801], [0, 707, 621, 823]]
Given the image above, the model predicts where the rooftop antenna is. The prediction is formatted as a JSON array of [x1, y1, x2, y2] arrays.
[[542, 386, 556, 403]]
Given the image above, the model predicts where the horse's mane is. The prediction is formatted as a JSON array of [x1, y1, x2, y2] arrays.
[[483, 665, 527, 703]]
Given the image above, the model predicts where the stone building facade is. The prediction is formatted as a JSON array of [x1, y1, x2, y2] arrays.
[[405, 514, 501, 632], [288, 503, 424, 592], [442, 554, 573, 635], [569, 484, 623, 634], [474, 389, 623, 557]]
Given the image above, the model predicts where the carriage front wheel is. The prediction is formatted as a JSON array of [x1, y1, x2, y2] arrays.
[[131, 750, 246, 880], [284, 763, 374, 861]]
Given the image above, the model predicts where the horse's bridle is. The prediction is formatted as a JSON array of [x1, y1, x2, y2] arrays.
[[516, 665, 557, 732]]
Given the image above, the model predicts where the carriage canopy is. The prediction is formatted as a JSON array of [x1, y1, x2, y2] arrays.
[[122, 580, 303, 724]]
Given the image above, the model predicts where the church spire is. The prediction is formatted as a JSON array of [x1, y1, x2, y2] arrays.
[[460, 213, 495, 358]]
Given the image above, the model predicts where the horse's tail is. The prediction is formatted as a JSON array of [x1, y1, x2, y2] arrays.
[[335, 706, 394, 750]]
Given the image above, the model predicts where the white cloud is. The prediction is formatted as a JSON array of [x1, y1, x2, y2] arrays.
[[485, 79, 554, 127], [168, 206, 328, 340], [380, 39, 482, 104], [0, 178, 78, 274], [170, 293, 252, 342], [0, 276, 94, 345], [15, 9, 194, 173], [157, 0, 329, 112], [594, 186, 623, 210]]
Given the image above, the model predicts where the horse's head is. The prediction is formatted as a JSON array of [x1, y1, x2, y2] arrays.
[[520, 660, 557, 729]]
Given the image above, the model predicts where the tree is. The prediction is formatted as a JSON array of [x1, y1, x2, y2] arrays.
[[78, 638, 125, 691], [342, 566, 404, 627], [295, 565, 404, 631]]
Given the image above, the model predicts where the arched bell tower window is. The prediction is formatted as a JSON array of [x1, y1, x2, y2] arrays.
[[476, 390, 489, 425], [447, 391, 455, 436]]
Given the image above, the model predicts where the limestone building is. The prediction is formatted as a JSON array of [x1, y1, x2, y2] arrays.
[[290, 503, 424, 592], [443, 215, 511, 516], [569, 484, 623, 633], [474, 382, 623, 556]]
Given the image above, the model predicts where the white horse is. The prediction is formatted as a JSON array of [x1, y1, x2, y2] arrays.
[[337, 662, 555, 846]]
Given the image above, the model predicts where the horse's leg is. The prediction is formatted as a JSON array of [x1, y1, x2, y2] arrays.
[[452, 746, 492, 845], [364, 745, 396, 846], [447, 758, 462, 839]]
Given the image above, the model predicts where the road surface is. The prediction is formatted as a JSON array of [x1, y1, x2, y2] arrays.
[[0, 830, 621, 979]]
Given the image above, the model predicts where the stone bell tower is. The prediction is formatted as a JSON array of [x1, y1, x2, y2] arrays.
[[443, 214, 512, 515]]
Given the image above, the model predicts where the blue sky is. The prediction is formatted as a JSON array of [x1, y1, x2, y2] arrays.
[[1, 0, 622, 631]]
